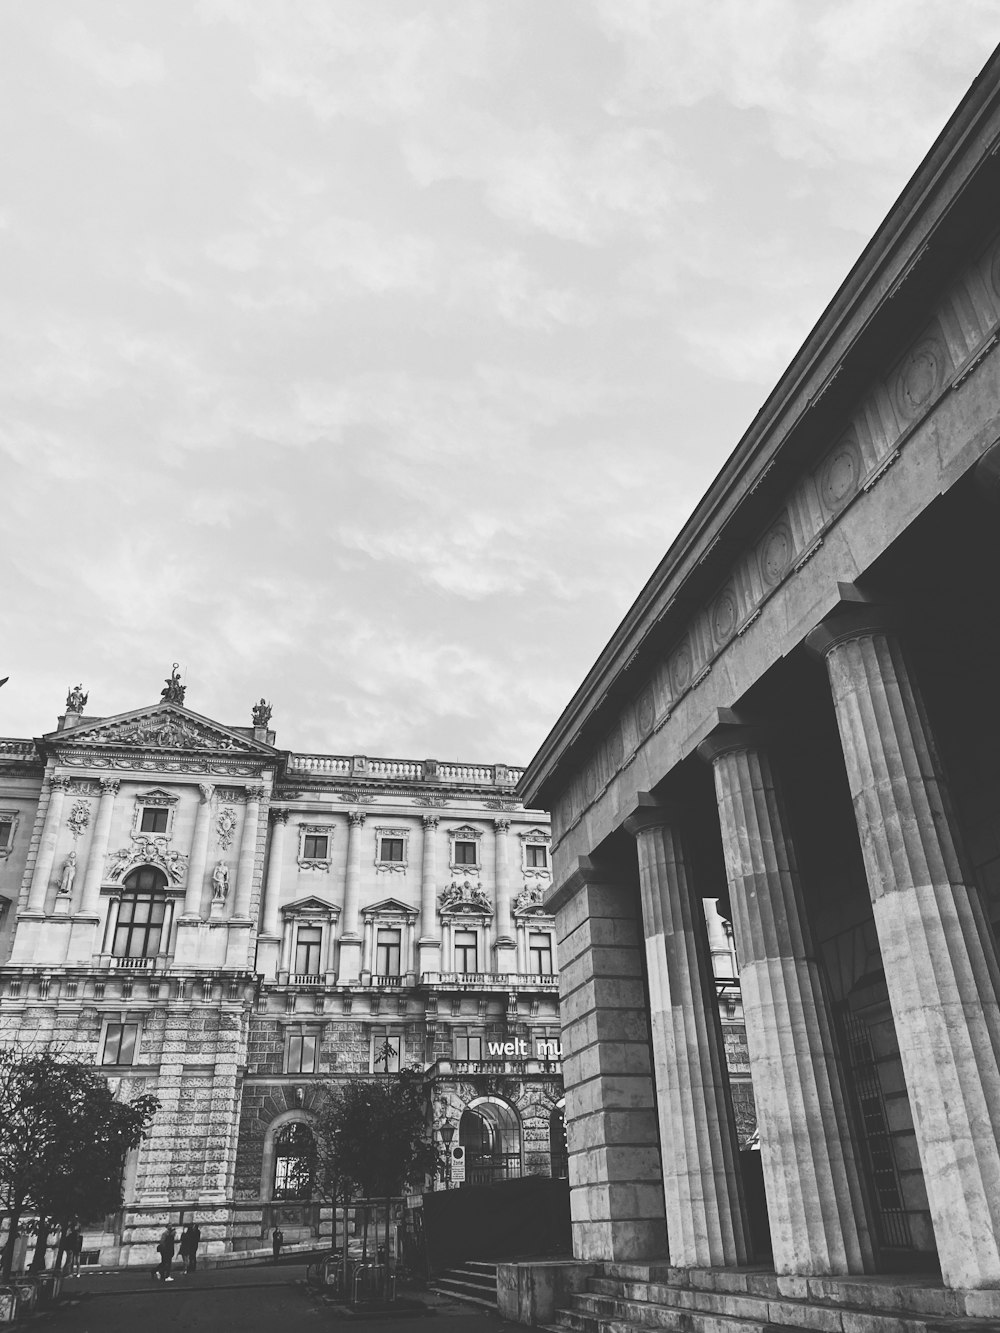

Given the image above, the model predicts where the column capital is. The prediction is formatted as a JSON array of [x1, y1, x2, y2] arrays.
[[50, 775, 72, 793], [493, 817, 511, 834], [421, 814, 439, 830], [696, 709, 769, 766], [98, 777, 120, 795], [244, 784, 266, 803], [197, 782, 215, 804], [974, 436, 1000, 505], [804, 583, 896, 659], [623, 792, 693, 838], [270, 807, 290, 825], [348, 810, 366, 827]]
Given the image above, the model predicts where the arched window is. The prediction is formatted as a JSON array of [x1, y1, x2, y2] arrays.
[[549, 1099, 568, 1179], [272, 1122, 315, 1201], [112, 867, 168, 959], [459, 1098, 522, 1185]]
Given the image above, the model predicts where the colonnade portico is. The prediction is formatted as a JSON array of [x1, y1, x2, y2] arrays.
[[521, 60, 1000, 1302]]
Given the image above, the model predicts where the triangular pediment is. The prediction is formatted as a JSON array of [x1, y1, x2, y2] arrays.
[[362, 897, 418, 918], [281, 895, 340, 916], [47, 703, 277, 756]]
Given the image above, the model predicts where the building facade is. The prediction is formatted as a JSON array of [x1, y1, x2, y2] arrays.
[[0, 684, 566, 1266], [520, 52, 1000, 1298]]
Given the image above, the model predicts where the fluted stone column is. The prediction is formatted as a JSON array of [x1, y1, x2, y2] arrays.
[[624, 794, 751, 1267], [182, 783, 214, 919], [493, 818, 516, 974], [548, 856, 667, 1262], [338, 811, 366, 983], [79, 777, 119, 917], [25, 775, 72, 914], [232, 786, 264, 920], [697, 721, 873, 1276], [417, 815, 441, 975], [262, 809, 289, 938], [807, 599, 1000, 1289]]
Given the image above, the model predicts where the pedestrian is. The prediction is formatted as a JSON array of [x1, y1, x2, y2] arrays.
[[152, 1223, 176, 1282], [64, 1225, 82, 1276], [188, 1221, 201, 1273], [272, 1226, 283, 1261]]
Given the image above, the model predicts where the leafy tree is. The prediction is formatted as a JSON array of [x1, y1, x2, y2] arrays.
[[0, 1049, 158, 1277], [313, 1067, 441, 1297]]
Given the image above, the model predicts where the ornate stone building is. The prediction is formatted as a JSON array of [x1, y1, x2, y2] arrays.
[[0, 681, 567, 1265], [519, 47, 1000, 1316]]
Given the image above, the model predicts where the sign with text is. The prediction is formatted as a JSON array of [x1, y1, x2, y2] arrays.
[[486, 1038, 562, 1060], [450, 1146, 466, 1183]]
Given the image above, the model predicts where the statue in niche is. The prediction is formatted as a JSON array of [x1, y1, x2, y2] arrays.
[[212, 861, 230, 903], [65, 684, 88, 713], [251, 698, 272, 728], [57, 851, 77, 896], [160, 663, 186, 704]]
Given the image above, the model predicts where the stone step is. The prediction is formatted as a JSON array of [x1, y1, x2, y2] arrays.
[[552, 1307, 779, 1333], [429, 1278, 497, 1309]]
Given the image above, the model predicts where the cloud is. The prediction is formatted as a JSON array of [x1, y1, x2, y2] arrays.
[[55, 17, 165, 88]]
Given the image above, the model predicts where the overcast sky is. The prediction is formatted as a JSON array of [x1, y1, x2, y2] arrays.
[[2, 4, 997, 765]]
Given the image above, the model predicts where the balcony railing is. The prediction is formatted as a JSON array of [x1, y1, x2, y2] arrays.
[[284, 753, 523, 787], [420, 971, 558, 988], [290, 972, 323, 986], [370, 974, 402, 987], [108, 957, 155, 971]]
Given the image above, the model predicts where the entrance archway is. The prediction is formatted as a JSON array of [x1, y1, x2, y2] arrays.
[[459, 1097, 522, 1184]]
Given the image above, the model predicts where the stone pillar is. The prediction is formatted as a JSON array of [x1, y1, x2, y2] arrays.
[[417, 815, 441, 975], [548, 855, 667, 1262], [25, 776, 72, 914], [232, 786, 264, 920], [624, 794, 751, 1267], [697, 721, 873, 1276], [362, 916, 375, 978], [78, 778, 120, 917], [338, 811, 366, 984], [493, 818, 516, 974], [806, 599, 1000, 1289], [262, 809, 289, 938], [182, 784, 214, 919]]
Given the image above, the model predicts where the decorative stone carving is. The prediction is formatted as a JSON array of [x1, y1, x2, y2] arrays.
[[99, 778, 121, 795], [819, 433, 862, 511], [758, 517, 793, 586], [161, 663, 186, 704], [65, 684, 88, 712], [67, 801, 90, 840], [216, 808, 238, 850], [439, 880, 492, 914], [51, 775, 73, 793], [711, 585, 739, 644], [895, 336, 946, 419], [212, 861, 230, 903], [57, 851, 77, 896], [83, 715, 242, 751], [106, 837, 188, 885], [512, 884, 547, 916], [635, 687, 655, 738], [668, 640, 693, 694], [251, 698, 272, 727]]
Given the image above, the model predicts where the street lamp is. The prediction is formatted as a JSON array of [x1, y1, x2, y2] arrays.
[[439, 1124, 455, 1190]]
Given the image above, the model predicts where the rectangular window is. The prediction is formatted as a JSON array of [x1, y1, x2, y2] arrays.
[[370, 1033, 402, 1073], [454, 1034, 482, 1061], [376, 928, 401, 976], [303, 834, 329, 860], [286, 1029, 319, 1074], [139, 807, 168, 834], [454, 929, 478, 974], [295, 926, 323, 976], [101, 1022, 139, 1066], [454, 841, 477, 865], [380, 837, 404, 862], [526, 844, 548, 868], [529, 932, 553, 975], [0, 818, 13, 850]]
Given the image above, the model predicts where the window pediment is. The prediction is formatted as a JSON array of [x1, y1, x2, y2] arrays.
[[280, 896, 340, 919]]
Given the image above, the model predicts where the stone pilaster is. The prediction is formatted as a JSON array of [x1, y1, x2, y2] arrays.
[[338, 811, 366, 984], [697, 722, 873, 1275], [232, 786, 264, 920], [24, 775, 71, 914], [807, 600, 1000, 1289], [493, 818, 516, 973], [78, 776, 120, 918], [548, 856, 667, 1262], [182, 783, 214, 919], [624, 794, 750, 1267], [417, 814, 441, 975], [262, 809, 289, 938]]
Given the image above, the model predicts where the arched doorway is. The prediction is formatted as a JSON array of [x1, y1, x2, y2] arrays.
[[272, 1121, 315, 1201], [112, 867, 169, 960], [459, 1098, 522, 1184], [549, 1099, 568, 1179]]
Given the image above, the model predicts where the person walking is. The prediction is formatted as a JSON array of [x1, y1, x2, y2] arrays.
[[64, 1225, 82, 1276], [152, 1224, 176, 1282], [271, 1227, 283, 1262], [187, 1222, 201, 1273]]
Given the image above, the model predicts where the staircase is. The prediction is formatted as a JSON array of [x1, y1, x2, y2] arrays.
[[545, 1262, 1000, 1333], [431, 1260, 498, 1309]]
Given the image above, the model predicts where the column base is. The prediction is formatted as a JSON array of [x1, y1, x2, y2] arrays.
[[417, 939, 442, 975], [338, 937, 363, 985]]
